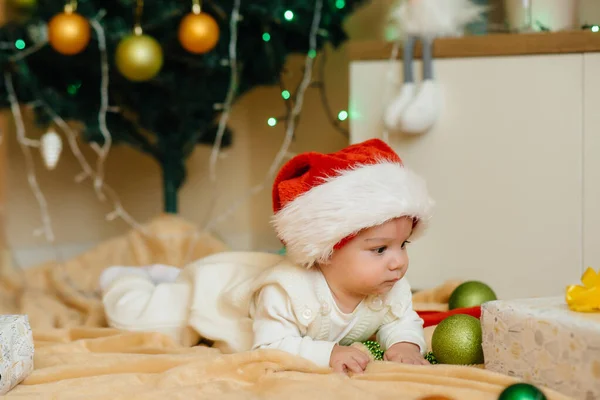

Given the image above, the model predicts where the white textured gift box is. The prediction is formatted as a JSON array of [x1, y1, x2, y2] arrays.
[[481, 297, 600, 400], [0, 315, 34, 395]]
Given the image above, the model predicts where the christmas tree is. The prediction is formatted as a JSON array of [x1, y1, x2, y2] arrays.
[[0, 0, 364, 213]]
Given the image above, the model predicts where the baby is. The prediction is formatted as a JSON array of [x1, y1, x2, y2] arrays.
[[100, 138, 434, 374]]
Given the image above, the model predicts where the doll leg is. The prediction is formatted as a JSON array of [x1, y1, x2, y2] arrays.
[[383, 35, 417, 131], [422, 36, 433, 81], [400, 36, 441, 134]]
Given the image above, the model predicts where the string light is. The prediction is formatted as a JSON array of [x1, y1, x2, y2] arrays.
[[0, 8, 236, 262], [2, 3, 346, 263], [15, 40, 26, 50], [337, 110, 348, 121], [312, 46, 349, 137], [89, 16, 111, 201], [67, 81, 82, 95], [593, 25, 599, 33], [205, 0, 324, 230], [26, 11, 207, 248], [4, 71, 59, 256], [204, 0, 242, 228], [10, 40, 47, 62], [381, 41, 401, 144], [335, 0, 346, 9]]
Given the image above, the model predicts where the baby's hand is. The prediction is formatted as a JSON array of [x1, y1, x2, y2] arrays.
[[330, 344, 371, 374], [383, 342, 429, 365]]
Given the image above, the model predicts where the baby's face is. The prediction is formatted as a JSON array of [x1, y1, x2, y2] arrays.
[[325, 217, 413, 297]]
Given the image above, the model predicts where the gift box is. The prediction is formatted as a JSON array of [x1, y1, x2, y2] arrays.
[[0, 315, 35, 395], [481, 297, 600, 400]]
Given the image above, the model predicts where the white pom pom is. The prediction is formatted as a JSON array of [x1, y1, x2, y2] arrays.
[[40, 129, 63, 170]]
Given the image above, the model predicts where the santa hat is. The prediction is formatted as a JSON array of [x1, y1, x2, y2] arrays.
[[271, 138, 434, 267]]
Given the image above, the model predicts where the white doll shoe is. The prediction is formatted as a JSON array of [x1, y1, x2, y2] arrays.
[[99, 266, 150, 293], [384, 82, 416, 131], [142, 264, 181, 284], [399, 80, 441, 134]]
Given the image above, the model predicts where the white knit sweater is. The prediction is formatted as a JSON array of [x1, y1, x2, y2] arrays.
[[102, 251, 426, 367]]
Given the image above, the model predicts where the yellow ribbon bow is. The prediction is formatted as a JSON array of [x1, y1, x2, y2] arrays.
[[566, 267, 600, 312]]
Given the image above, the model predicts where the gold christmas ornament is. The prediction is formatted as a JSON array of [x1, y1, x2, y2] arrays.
[[40, 129, 63, 170], [48, 4, 90, 55], [178, 9, 220, 54], [115, 34, 163, 82]]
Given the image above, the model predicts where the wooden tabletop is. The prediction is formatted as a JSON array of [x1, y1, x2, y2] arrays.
[[348, 30, 600, 61]]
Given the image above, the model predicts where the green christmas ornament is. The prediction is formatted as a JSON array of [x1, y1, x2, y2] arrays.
[[424, 351, 438, 364], [361, 340, 439, 364], [431, 314, 484, 365], [362, 340, 384, 360], [448, 281, 497, 310], [498, 383, 547, 400]]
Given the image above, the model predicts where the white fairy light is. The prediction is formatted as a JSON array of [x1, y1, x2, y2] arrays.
[[205, 0, 324, 231], [39, 128, 63, 170]]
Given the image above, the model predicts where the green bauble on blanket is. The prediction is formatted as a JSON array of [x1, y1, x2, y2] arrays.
[[431, 314, 484, 365], [448, 281, 497, 310], [498, 383, 547, 400]]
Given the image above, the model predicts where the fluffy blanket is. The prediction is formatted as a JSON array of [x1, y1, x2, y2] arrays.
[[0, 215, 573, 399]]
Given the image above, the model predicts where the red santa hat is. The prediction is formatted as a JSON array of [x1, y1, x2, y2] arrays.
[[272, 138, 434, 267]]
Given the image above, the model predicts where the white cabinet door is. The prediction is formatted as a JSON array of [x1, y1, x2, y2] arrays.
[[583, 53, 600, 273], [350, 54, 584, 299]]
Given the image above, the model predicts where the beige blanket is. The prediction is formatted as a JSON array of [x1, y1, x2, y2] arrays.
[[0, 215, 573, 399]]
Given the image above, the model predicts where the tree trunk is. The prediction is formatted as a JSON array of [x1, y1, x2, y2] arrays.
[[163, 171, 178, 213], [161, 154, 185, 214]]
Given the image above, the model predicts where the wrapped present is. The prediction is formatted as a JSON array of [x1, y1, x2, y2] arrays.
[[0, 315, 35, 395], [481, 297, 600, 400]]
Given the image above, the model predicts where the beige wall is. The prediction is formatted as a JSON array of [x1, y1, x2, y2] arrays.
[[4, 0, 600, 267]]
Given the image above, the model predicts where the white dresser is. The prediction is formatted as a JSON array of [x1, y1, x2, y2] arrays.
[[348, 31, 600, 299]]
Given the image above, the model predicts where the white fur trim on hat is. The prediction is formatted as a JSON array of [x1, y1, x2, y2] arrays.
[[272, 162, 434, 268]]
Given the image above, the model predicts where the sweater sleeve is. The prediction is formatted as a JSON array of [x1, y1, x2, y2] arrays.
[[251, 284, 336, 368], [376, 282, 426, 354]]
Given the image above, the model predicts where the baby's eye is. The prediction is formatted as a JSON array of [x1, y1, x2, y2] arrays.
[[371, 246, 387, 254], [401, 241, 411, 249]]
